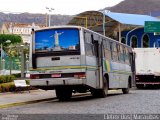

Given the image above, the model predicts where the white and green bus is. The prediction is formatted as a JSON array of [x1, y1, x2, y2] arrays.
[[29, 26, 135, 101]]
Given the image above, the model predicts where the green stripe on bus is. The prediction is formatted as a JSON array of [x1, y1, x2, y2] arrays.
[[29, 65, 97, 71]]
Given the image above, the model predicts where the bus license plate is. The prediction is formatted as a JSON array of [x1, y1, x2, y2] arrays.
[[51, 74, 61, 78]]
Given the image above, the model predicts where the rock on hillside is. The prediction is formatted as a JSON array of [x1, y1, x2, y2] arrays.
[[0, 12, 73, 25], [104, 0, 160, 16]]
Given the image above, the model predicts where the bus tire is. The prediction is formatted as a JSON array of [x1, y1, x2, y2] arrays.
[[122, 81, 130, 94], [91, 77, 108, 98], [55, 88, 72, 101], [136, 84, 144, 89], [101, 76, 108, 97]]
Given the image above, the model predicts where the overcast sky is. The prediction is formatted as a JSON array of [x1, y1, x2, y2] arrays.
[[0, 0, 124, 15]]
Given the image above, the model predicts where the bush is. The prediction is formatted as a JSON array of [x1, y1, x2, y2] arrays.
[[1, 85, 5, 92], [0, 75, 16, 83], [9, 84, 16, 92], [0, 75, 7, 83], [0, 85, 2, 92], [8, 75, 16, 82], [12, 73, 21, 78], [0, 82, 15, 93], [25, 79, 30, 85]]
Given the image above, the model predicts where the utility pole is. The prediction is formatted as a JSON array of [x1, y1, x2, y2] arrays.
[[45, 13, 48, 27], [20, 45, 25, 78], [46, 7, 54, 27]]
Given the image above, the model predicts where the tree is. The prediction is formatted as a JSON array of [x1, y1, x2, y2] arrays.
[[0, 34, 23, 58], [0, 34, 22, 47]]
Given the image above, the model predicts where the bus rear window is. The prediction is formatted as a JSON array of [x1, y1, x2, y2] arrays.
[[34, 28, 80, 53]]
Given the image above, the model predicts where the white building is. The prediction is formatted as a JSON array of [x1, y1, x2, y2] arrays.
[[1, 22, 46, 43]]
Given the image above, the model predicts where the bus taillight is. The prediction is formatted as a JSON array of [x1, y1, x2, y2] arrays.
[[74, 73, 86, 79], [30, 74, 40, 79]]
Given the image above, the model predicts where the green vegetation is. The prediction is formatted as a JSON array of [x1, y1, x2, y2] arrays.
[[0, 34, 23, 59], [0, 82, 15, 92], [12, 73, 21, 78], [25, 79, 30, 85], [0, 74, 31, 92], [0, 75, 16, 83], [0, 34, 22, 45]]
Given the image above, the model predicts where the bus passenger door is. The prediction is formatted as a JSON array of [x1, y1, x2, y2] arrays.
[[93, 39, 103, 89], [84, 32, 100, 89]]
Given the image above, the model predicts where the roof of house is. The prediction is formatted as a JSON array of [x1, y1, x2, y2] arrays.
[[2, 22, 46, 28], [105, 11, 159, 26], [68, 11, 160, 36]]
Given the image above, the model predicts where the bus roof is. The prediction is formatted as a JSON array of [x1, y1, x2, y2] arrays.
[[33, 25, 132, 50], [33, 25, 82, 32]]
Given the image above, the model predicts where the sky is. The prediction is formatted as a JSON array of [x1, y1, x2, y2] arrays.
[[0, 0, 124, 15]]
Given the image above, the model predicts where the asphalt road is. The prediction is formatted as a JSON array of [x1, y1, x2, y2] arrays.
[[1, 88, 160, 120]]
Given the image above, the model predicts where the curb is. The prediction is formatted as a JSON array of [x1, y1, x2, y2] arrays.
[[0, 93, 90, 109], [0, 98, 55, 109], [0, 90, 129, 109]]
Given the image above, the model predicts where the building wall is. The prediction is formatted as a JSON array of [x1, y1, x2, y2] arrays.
[[1, 22, 45, 43], [0, 24, 10, 34], [121, 28, 160, 48]]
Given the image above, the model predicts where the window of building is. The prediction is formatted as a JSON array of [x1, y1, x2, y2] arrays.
[[121, 37, 126, 44], [142, 34, 150, 48], [130, 36, 138, 48]]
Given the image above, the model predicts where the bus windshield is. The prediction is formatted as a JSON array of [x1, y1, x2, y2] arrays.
[[35, 28, 80, 54]]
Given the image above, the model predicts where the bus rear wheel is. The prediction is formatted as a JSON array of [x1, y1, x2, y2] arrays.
[[136, 84, 144, 89], [91, 77, 108, 98], [122, 82, 130, 94], [55, 88, 72, 101]]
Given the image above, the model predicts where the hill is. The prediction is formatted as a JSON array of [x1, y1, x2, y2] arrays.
[[105, 0, 160, 16], [0, 12, 73, 25], [0, 0, 160, 26]]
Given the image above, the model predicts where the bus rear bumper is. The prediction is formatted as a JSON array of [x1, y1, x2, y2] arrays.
[[30, 78, 85, 86]]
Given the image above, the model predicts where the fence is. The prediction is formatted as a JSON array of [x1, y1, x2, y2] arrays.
[[1, 56, 29, 71], [4, 57, 21, 70]]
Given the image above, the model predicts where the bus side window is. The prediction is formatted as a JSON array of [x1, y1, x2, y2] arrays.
[[84, 31, 92, 43], [110, 42, 113, 60], [124, 48, 130, 65], [105, 40, 111, 60], [116, 44, 120, 61], [119, 45, 125, 62], [122, 46, 126, 62], [84, 32, 95, 56], [102, 40, 106, 58], [112, 42, 118, 61]]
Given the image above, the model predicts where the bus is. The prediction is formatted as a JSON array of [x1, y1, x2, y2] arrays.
[[29, 26, 135, 101]]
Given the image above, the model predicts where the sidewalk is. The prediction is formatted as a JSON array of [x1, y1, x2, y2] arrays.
[[0, 89, 124, 108], [0, 70, 21, 75], [0, 90, 56, 108]]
